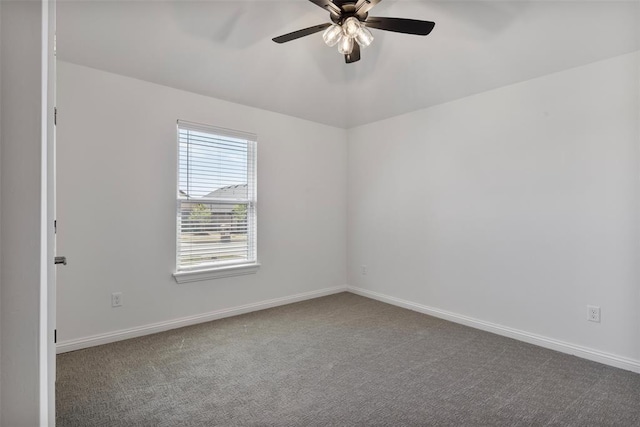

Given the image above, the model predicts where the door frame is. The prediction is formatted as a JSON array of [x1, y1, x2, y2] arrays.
[[42, 0, 57, 424]]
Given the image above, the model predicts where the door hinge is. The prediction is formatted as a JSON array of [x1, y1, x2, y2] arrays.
[[54, 329, 57, 344], [54, 107, 57, 126], [54, 219, 57, 234]]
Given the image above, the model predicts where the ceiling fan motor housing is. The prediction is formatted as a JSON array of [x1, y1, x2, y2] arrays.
[[330, 2, 367, 24]]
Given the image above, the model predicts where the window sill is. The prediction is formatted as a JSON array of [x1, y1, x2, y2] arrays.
[[173, 263, 261, 283]]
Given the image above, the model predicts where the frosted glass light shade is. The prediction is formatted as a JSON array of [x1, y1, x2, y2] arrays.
[[338, 36, 354, 54], [355, 26, 374, 48], [322, 24, 343, 47], [342, 17, 361, 38]]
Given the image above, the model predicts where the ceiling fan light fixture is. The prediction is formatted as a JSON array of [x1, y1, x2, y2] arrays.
[[337, 35, 354, 55], [342, 16, 361, 38], [272, 0, 436, 64], [355, 26, 374, 48], [322, 23, 343, 47]]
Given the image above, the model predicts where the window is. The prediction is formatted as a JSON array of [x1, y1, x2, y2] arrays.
[[174, 120, 258, 283]]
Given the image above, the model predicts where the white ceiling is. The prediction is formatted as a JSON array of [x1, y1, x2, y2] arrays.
[[57, 0, 639, 128]]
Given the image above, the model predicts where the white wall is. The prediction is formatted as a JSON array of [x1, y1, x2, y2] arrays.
[[56, 61, 347, 345], [0, 1, 48, 425], [348, 52, 640, 365], [0, 0, 3, 415], [0, 1, 3, 415]]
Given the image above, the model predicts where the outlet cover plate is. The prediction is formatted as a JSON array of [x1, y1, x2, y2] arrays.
[[112, 292, 122, 308], [587, 305, 600, 323]]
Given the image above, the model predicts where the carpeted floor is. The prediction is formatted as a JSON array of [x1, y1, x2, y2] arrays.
[[56, 292, 640, 426]]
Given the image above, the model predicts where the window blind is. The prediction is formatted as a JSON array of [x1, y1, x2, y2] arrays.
[[177, 120, 257, 272]]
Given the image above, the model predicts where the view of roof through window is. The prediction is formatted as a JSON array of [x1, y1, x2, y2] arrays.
[[178, 128, 248, 199]]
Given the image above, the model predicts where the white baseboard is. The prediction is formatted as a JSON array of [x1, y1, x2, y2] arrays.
[[58, 284, 640, 375], [347, 285, 640, 374], [56, 285, 348, 354]]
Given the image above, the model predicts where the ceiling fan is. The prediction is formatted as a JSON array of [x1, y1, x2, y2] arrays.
[[272, 0, 435, 64]]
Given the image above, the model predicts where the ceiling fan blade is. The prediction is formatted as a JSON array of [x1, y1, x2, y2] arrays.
[[308, 0, 341, 16], [364, 17, 435, 36], [355, 0, 382, 17], [272, 23, 331, 44], [345, 43, 361, 63]]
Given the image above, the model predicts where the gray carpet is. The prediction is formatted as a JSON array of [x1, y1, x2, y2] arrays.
[[56, 292, 640, 426]]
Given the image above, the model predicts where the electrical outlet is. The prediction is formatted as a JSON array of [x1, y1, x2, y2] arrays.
[[587, 305, 600, 323], [361, 265, 367, 275], [112, 292, 122, 308]]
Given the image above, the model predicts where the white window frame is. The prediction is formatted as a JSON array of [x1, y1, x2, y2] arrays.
[[173, 120, 259, 283]]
